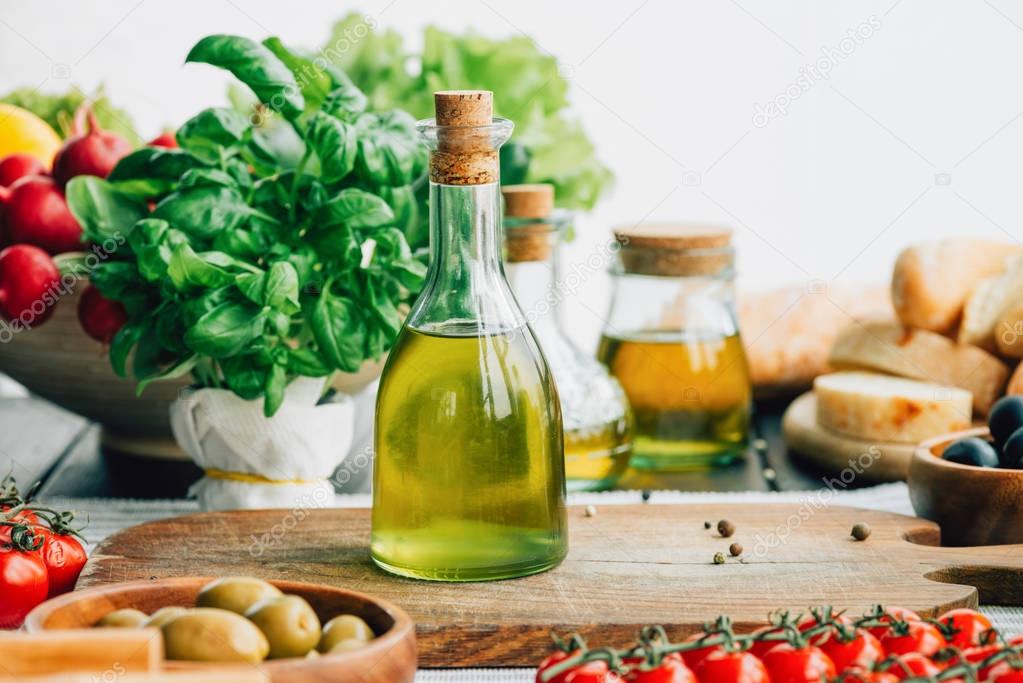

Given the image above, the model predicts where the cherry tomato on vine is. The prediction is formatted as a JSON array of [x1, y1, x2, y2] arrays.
[[819, 628, 884, 671], [937, 608, 996, 648], [563, 662, 619, 683], [538, 652, 613, 683], [37, 527, 87, 597], [747, 624, 790, 658], [879, 619, 946, 657], [947, 643, 1004, 681], [678, 633, 724, 669], [835, 669, 899, 683], [693, 650, 770, 683], [0, 543, 48, 629], [761, 642, 836, 683], [865, 606, 921, 640], [878, 652, 943, 681], [988, 659, 1023, 683], [624, 657, 695, 683], [798, 611, 852, 646]]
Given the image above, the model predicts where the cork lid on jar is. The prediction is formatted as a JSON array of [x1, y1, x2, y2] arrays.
[[430, 90, 500, 186], [503, 184, 557, 263], [613, 222, 734, 277]]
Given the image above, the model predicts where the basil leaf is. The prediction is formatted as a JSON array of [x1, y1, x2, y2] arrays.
[[108, 148, 206, 197], [354, 111, 427, 187], [308, 291, 365, 373], [221, 355, 268, 400], [263, 362, 288, 417], [366, 279, 403, 338], [184, 301, 265, 358], [176, 108, 250, 163], [303, 112, 357, 183], [186, 35, 304, 118], [287, 347, 331, 377], [109, 319, 146, 378], [133, 323, 164, 379], [153, 186, 252, 239], [264, 262, 300, 314], [262, 37, 333, 111], [318, 188, 394, 230], [322, 81, 368, 120], [136, 354, 199, 396], [235, 272, 266, 305], [178, 168, 239, 190], [214, 228, 267, 260], [167, 243, 234, 290], [65, 176, 148, 244]]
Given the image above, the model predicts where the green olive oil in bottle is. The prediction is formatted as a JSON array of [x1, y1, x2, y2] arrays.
[[371, 91, 568, 581]]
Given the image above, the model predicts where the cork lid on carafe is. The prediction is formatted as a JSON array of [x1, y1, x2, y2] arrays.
[[503, 184, 556, 263], [612, 223, 734, 277], [430, 90, 499, 186]]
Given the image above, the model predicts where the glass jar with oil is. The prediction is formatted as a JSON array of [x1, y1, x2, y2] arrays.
[[597, 224, 751, 471], [371, 91, 567, 582], [503, 184, 632, 491]]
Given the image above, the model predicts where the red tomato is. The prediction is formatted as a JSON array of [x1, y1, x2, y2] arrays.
[[878, 652, 942, 681], [694, 650, 770, 683], [37, 528, 86, 597], [865, 606, 921, 640], [819, 628, 885, 671], [879, 619, 946, 657], [747, 624, 789, 658], [937, 608, 995, 648], [989, 660, 1023, 682], [563, 662, 619, 683], [799, 612, 852, 646], [950, 644, 1004, 681], [0, 544, 48, 629], [761, 642, 836, 683], [538, 651, 609, 683], [625, 658, 695, 683], [679, 633, 724, 669], [835, 669, 899, 683]]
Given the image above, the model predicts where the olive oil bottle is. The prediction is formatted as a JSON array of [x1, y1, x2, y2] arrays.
[[371, 91, 567, 581]]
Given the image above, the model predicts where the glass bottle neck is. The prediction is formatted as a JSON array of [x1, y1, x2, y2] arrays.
[[507, 252, 561, 335]]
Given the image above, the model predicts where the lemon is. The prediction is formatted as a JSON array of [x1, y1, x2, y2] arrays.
[[0, 103, 62, 167]]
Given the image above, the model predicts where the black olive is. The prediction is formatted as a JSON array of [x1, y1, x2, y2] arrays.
[[1001, 427, 1023, 469], [989, 396, 1023, 450], [942, 437, 1000, 468]]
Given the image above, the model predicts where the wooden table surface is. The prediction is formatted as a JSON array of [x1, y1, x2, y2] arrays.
[[0, 394, 840, 498]]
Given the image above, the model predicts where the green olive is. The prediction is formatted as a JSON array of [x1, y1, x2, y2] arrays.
[[96, 608, 148, 628], [317, 614, 374, 653], [245, 595, 321, 659], [329, 638, 370, 654], [162, 608, 269, 663], [143, 606, 186, 629], [196, 577, 282, 615]]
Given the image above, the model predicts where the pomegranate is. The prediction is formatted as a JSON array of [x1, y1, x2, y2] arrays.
[[77, 284, 127, 343], [0, 175, 83, 254], [0, 244, 61, 326], [0, 154, 46, 187], [52, 107, 132, 186]]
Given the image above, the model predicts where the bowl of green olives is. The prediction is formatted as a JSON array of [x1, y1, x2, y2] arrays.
[[910, 396, 1023, 546], [24, 576, 416, 683]]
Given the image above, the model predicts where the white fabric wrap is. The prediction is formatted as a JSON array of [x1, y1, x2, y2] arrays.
[[170, 378, 354, 511]]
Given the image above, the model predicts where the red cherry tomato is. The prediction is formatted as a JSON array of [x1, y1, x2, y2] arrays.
[[694, 650, 770, 683], [835, 669, 899, 683], [0, 544, 48, 629], [748, 623, 789, 658], [537, 650, 605, 683], [989, 660, 1023, 683], [761, 642, 836, 683], [948, 643, 1004, 681], [625, 657, 695, 683], [865, 606, 921, 640], [798, 611, 852, 646], [678, 633, 724, 670], [563, 662, 618, 683], [819, 628, 885, 672], [937, 608, 995, 648], [37, 528, 86, 597], [879, 619, 946, 657], [878, 652, 943, 681]]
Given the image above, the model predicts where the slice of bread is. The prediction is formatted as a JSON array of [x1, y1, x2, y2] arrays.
[[828, 323, 1008, 415], [815, 371, 972, 443]]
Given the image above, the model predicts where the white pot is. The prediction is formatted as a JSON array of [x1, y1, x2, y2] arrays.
[[170, 377, 354, 511]]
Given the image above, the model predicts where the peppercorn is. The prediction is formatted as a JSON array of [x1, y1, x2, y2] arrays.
[[713, 552, 726, 565], [851, 523, 871, 541], [584, 505, 597, 518], [717, 519, 736, 538], [703, 521, 711, 530], [729, 542, 743, 557]]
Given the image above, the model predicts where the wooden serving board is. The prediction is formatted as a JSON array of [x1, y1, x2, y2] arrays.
[[80, 504, 1023, 667], [783, 392, 918, 483]]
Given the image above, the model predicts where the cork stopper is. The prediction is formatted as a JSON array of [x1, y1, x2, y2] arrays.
[[613, 223, 734, 276], [504, 184, 556, 263], [430, 90, 499, 185]]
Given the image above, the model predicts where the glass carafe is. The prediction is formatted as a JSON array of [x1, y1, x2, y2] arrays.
[[597, 223, 751, 471], [502, 184, 632, 491], [371, 91, 568, 581]]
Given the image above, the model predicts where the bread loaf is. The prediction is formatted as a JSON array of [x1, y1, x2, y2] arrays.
[[815, 371, 972, 443], [828, 323, 1008, 414], [891, 239, 1023, 333], [996, 304, 1023, 358], [959, 257, 1023, 352]]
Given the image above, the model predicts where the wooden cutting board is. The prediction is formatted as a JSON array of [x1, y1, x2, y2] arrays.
[[80, 503, 1023, 667]]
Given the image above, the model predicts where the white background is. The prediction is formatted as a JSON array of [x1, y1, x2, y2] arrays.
[[2, 0, 1021, 349]]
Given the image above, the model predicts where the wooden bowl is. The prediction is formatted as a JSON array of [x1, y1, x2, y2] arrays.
[[909, 427, 1023, 546], [25, 577, 416, 683]]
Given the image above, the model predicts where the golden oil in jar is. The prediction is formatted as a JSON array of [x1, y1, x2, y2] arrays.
[[563, 419, 632, 490], [371, 325, 568, 581], [597, 330, 750, 470]]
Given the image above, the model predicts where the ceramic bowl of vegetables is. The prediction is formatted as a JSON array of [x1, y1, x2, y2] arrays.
[[909, 395, 1023, 546], [25, 576, 416, 683]]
